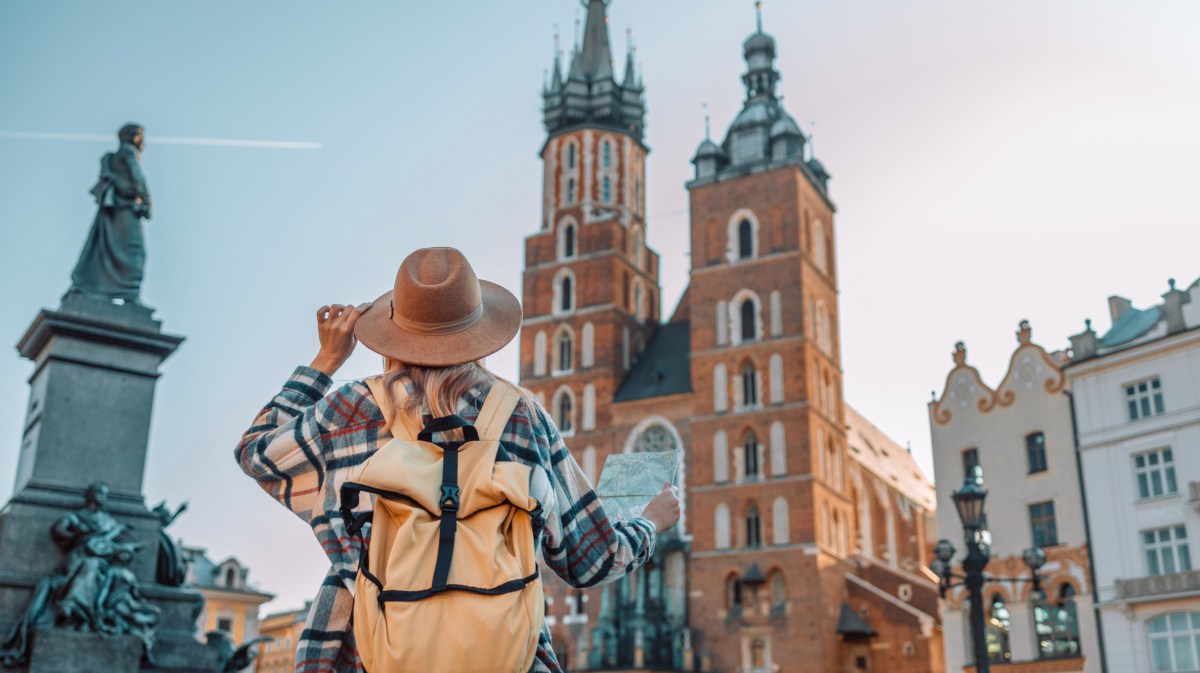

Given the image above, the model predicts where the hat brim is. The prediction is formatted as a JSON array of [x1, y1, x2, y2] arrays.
[[354, 280, 522, 367]]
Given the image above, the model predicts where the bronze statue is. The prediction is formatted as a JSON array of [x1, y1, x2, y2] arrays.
[[206, 631, 271, 673], [153, 500, 189, 586], [66, 123, 153, 304], [0, 483, 160, 666]]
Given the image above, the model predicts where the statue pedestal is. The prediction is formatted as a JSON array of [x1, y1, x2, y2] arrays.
[[0, 299, 217, 671]]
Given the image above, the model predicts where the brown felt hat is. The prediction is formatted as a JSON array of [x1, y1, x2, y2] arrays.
[[354, 247, 522, 367]]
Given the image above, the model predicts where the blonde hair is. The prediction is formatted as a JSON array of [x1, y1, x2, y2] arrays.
[[379, 359, 533, 440]]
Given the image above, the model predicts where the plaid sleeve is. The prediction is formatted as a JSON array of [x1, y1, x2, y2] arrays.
[[521, 398, 656, 589], [234, 365, 374, 525]]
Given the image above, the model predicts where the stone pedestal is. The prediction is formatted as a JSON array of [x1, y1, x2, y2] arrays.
[[0, 297, 218, 671]]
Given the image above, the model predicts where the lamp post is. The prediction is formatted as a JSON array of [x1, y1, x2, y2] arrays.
[[931, 467, 1046, 673]]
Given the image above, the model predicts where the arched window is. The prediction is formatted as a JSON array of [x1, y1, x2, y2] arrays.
[[1034, 584, 1080, 659], [743, 430, 760, 479], [225, 567, 237, 588], [770, 290, 783, 337], [601, 176, 612, 203], [740, 300, 756, 342], [812, 220, 828, 273], [713, 430, 729, 483], [986, 594, 1013, 663], [771, 572, 786, 611], [746, 505, 762, 547], [554, 388, 574, 435], [567, 142, 577, 169], [741, 361, 759, 408], [715, 300, 729, 346], [567, 177, 577, 204], [582, 384, 596, 430], [738, 219, 754, 260], [634, 423, 678, 454], [769, 354, 784, 405], [581, 322, 595, 368], [556, 328, 574, 373], [562, 275, 573, 312], [726, 574, 742, 610], [773, 497, 790, 545], [713, 363, 728, 412], [533, 331, 547, 376], [560, 221, 577, 259], [1148, 612, 1200, 671], [769, 421, 786, 476], [601, 140, 611, 168], [715, 503, 732, 549], [553, 270, 576, 315]]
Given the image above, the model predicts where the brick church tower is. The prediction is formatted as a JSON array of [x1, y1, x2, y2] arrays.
[[521, 3, 943, 672]]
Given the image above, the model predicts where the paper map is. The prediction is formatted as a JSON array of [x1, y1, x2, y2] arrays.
[[595, 449, 681, 521]]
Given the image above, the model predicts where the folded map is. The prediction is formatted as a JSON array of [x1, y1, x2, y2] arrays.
[[595, 449, 681, 521]]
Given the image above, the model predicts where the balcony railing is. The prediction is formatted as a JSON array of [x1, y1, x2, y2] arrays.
[[1116, 569, 1200, 600]]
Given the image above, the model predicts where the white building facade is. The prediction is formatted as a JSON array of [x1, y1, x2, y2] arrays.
[[929, 321, 1101, 672], [1068, 278, 1200, 673]]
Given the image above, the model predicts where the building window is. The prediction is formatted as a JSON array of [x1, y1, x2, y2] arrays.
[[1027, 432, 1048, 474], [1144, 525, 1191, 576], [713, 430, 729, 483], [1136, 448, 1178, 499], [773, 496, 790, 545], [554, 388, 574, 435], [963, 448, 979, 480], [741, 361, 759, 408], [556, 329, 573, 373], [560, 221, 576, 259], [746, 505, 762, 547], [716, 503, 731, 549], [740, 299, 756, 342], [771, 572, 786, 611], [1148, 612, 1200, 672], [726, 574, 742, 610], [743, 430, 760, 479], [217, 616, 233, 633], [737, 219, 754, 260], [750, 638, 767, 668], [1034, 584, 1080, 659], [567, 143, 576, 169], [601, 140, 611, 168], [560, 275, 573, 312], [713, 363, 728, 412], [567, 177, 576, 204], [1029, 501, 1059, 547], [986, 594, 1012, 663], [815, 301, 832, 354], [1127, 377, 1165, 420], [224, 567, 237, 587], [601, 176, 612, 203]]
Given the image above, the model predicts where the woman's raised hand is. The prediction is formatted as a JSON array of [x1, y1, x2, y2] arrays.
[[309, 303, 370, 376]]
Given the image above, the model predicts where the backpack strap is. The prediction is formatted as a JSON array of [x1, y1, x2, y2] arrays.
[[364, 376, 421, 441], [474, 380, 523, 442]]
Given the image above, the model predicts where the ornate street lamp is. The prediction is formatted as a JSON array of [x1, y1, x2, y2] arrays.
[[931, 467, 1046, 673]]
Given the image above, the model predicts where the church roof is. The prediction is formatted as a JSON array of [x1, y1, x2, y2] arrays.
[[613, 322, 692, 402], [844, 405, 936, 511]]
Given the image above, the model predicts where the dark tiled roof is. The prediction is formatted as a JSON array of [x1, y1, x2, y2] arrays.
[[613, 322, 692, 403], [836, 602, 877, 638]]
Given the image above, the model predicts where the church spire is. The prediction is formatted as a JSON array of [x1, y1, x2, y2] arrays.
[[577, 0, 614, 80]]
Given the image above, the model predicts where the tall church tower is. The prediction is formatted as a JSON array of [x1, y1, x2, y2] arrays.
[[521, 0, 659, 499], [684, 6, 852, 671]]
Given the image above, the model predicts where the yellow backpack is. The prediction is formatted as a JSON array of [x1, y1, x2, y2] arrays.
[[340, 378, 543, 673]]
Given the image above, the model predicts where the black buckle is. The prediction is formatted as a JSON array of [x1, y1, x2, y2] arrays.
[[440, 484, 460, 512]]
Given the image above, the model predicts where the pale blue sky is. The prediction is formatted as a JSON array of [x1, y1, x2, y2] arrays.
[[2, 1, 1198, 612]]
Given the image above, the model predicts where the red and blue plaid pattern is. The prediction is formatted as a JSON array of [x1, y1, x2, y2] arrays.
[[236, 366, 656, 672]]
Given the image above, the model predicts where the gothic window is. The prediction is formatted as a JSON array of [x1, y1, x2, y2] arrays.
[[533, 331, 547, 376], [554, 387, 574, 435], [556, 328, 574, 373], [559, 220, 577, 259], [746, 505, 762, 547], [634, 423, 678, 454], [741, 300, 756, 342], [716, 300, 729, 346], [581, 322, 594, 368], [602, 176, 612, 203], [812, 220, 828, 273], [738, 219, 754, 260], [743, 430, 760, 479], [714, 363, 729, 412], [986, 594, 1013, 663], [769, 290, 783, 336], [567, 142, 577, 169], [715, 503, 732, 549], [769, 354, 784, 404], [567, 177, 576, 204], [771, 572, 786, 611], [769, 421, 786, 476], [1034, 584, 1080, 659], [601, 140, 611, 168], [773, 497, 790, 545], [726, 574, 742, 610], [553, 271, 574, 314], [713, 430, 729, 483], [582, 384, 596, 430], [741, 361, 759, 408], [726, 209, 759, 262]]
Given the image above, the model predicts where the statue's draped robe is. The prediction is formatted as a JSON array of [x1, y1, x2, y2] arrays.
[[69, 142, 152, 301]]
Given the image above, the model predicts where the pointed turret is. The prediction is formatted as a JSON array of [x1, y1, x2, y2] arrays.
[[542, 0, 646, 141]]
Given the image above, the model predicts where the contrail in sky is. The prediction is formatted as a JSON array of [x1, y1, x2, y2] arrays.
[[0, 131, 321, 150]]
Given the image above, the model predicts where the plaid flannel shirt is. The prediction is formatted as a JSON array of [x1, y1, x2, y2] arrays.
[[235, 366, 656, 672]]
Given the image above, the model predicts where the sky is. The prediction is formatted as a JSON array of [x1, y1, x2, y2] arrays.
[[1, 1, 1198, 613]]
